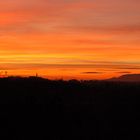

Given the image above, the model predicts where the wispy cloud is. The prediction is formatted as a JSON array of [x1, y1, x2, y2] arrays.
[[82, 72, 104, 74], [116, 71, 131, 74]]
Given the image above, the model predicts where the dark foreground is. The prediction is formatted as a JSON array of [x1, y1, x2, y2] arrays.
[[0, 77, 140, 140]]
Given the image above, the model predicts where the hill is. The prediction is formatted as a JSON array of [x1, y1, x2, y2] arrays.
[[107, 74, 140, 82]]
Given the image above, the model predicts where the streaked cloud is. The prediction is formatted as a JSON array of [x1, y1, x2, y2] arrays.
[[116, 71, 131, 74], [82, 72, 104, 74]]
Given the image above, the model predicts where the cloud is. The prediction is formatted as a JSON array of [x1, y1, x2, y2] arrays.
[[82, 72, 103, 74], [117, 71, 131, 74], [73, 39, 117, 45], [58, 25, 140, 34], [118, 67, 140, 70]]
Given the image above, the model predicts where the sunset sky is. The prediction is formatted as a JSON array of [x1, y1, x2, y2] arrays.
[[0, 0, 140, 79]]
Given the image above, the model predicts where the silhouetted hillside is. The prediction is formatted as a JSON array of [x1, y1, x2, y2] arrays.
[[107, 74, 140, 82], [0, 77, 140, 140]]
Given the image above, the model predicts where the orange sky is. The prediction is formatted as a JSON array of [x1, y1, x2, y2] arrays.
[[0, 0, 140, 79]]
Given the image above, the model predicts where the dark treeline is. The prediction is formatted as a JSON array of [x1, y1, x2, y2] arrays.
[[0, 76, 140, 140]]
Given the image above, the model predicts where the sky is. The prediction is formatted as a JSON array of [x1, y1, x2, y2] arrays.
[[0, 0, 140, 79]]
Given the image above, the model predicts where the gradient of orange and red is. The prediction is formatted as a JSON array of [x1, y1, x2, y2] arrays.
[[0, 0, 140, 80]]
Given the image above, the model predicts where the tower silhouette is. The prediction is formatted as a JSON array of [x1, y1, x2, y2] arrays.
[[5, 71, 8, 77], [36, 73, 38, 77]]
